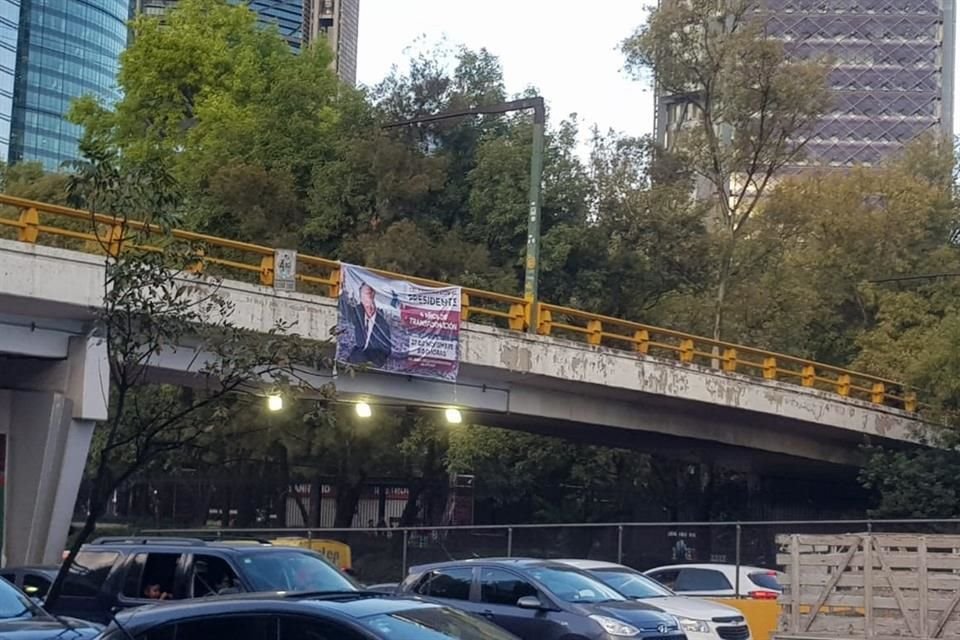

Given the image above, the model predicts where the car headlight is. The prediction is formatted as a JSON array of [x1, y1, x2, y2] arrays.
[[678, 617, 712, 634], [589, 614, 641, 637]]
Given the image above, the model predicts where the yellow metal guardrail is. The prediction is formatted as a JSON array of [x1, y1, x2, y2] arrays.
[[0, 193, 918, 412]]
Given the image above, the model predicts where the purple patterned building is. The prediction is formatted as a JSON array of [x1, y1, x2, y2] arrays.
[[656, 0, 956, 168]]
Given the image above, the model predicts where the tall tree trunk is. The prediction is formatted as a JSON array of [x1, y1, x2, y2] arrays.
[[712, 231, 736, 343], [334, 475, 365, 528]]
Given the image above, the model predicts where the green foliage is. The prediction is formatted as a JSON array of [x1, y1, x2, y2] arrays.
[[623, 0, 831, 340]]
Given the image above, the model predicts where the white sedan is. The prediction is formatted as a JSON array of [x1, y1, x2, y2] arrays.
[[553, 559, 751, 640], [645, 563, 784, 599]]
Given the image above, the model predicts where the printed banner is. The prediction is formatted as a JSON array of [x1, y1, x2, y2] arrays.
[[335, 264, 460, 381]]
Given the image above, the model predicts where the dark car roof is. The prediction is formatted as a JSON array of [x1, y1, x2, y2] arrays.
[[83, 539, 316, 554], [112, 593, 442, 633]]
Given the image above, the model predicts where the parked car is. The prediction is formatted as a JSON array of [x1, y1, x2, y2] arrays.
[[644, 564, 783, 599], [0, 566, 58, 603], [553, 560, 750, 640], [94, 591, 520, 640], [0, 572, 101, 639], [44, 536, 359, 624], [397, 558, 686, 640]]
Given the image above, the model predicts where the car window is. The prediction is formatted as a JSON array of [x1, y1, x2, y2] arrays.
[[140, 615, 275, 640], [415, 569, 473, 601], [748, 571, 783, 592], [137, 553, 183, 601], [280, 615, 365, 640], [238, 551, 355, 593], [647, 569, 680, 590], [593, 569, 672, 598], [62, 551, 119, 598], [0, 577, 46, 621], [479, 568, 538, 606], [362, 606, 518, 640], [22, 574, 52, 599], [193, 555, 241, 597], [676, 568, 733, 592], [527, 566, 625, 604], [123, 554, 147, 599]]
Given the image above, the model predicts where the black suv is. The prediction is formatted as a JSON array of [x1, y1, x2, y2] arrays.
[[45, 537, 358, 624]]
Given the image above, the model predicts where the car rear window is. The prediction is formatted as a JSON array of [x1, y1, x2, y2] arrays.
[[63, 551, 119, 597], [748, 571, 783, 591]]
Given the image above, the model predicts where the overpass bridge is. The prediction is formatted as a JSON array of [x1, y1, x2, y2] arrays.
[[0, 195, 926, 567]]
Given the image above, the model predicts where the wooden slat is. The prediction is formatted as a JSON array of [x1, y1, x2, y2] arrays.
[[802, 538, 861, 632], [920, 537, 929, 638], [873, 537, 918, 636], [864, 533, 873, 640], [791, 533, 801, 632]]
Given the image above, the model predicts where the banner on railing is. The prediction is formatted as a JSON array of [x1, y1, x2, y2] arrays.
[[335, 264, 461, 381]]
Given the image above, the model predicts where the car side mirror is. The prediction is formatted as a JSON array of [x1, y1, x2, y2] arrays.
[[517, 596, 544, 610]]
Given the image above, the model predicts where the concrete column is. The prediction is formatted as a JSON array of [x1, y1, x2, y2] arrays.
[[4, 391, 70, 565], [0, 335, 107, 567]]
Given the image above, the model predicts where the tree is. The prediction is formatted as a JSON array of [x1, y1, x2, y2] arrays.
[[43, 140, 327, 608], [622, 0, 830, 340]]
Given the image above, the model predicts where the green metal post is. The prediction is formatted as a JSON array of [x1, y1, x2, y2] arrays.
[[524, 98, 546, 333]]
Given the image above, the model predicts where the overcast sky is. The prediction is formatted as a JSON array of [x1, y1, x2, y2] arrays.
[[356, 1, 960, 143], [355, 0, 655, 145]]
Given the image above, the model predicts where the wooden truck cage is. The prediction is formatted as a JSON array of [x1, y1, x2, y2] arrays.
[[776, 533, 960, 639]]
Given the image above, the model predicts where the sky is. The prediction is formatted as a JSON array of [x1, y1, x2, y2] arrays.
[[356, 1, 960, 143], [355, 0, 656, 145]]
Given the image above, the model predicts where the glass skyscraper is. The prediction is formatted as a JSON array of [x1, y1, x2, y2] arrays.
[[4, 0, 130, 170]]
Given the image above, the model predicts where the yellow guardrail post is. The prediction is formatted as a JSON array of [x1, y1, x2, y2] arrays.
[[509, 302, 526, 331], [17, 207, 38, 243], [587, 319, 602, 346], [461, 292, 471, 323], [537, 306, 552, 336], [634, 329, 650, 355], [871, 382, 885, 405], [328, 266, 341, 298], [905, 391, 918, 412], [837, 374, 851, 397], [722, 348, 737, 372], [260, 254, 275, 287], [680, 339, 695, 363], [802, 365, 815, 387], [763, 357, 777, 380], [107, 224, 124, 257], [187, 248, 206, 275]]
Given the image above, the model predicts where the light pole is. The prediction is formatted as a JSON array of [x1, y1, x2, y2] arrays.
[[383, 97, 547, 333]]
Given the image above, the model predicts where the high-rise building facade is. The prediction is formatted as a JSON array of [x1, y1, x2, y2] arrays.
[[136, 1, 360, 86], [656, 0, 956, 168], [2, 0, 130, 170], [303, 0, 359, 86]]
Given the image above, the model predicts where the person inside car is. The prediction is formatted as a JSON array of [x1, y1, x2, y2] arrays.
[[144, 583, 171, 600]]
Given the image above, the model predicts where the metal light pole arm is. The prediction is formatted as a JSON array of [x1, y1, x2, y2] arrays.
[[382, 96, 547, 334]]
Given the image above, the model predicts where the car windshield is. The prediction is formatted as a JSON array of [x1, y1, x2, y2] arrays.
[[237, 551, 357, 593], [528, 566, 626, 604], [592, 568, 673, 598], [0, 579, 44, 621], [363, 606, 517, 640]]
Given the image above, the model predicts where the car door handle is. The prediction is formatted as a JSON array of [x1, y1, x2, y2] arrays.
[[481, 610, 495, 618]]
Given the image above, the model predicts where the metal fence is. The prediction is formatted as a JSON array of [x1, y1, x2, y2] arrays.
[[141, 518, 960, 585]]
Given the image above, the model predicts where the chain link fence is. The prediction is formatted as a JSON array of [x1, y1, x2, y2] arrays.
[[142, 519, 960, 585]]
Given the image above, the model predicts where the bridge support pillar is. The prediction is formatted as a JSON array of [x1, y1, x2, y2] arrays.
[[0, 336, 107, 567]]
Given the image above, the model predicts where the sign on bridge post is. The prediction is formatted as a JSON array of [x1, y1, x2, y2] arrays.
[[274, 249, 297, 292]]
